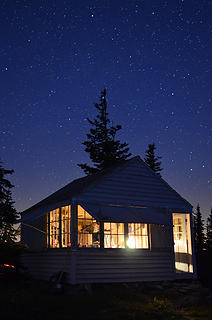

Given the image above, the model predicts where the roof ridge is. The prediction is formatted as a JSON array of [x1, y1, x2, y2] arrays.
[[136, 157, 192, 208], [22, 156, 138, 215]]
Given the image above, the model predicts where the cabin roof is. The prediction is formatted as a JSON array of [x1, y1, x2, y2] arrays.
[[21, 158, 128, 216], [21, 156, 192, 220]]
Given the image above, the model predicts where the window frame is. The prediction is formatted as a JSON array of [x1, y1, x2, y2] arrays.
[[127, 223, 149, 249], [77, 205, 100, 248], [47, 206, 71, 249], [104, 222, 125, 248], [47, 205, 150, 250]]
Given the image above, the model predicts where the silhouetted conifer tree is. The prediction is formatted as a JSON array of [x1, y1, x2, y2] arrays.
[[144, 143, 162, 176], [206, 208, 212, 252], [194, 204, 205, 255], [78, 89, 131, 175], [193, 204, 206, 279], [0, 161, 18, 244]]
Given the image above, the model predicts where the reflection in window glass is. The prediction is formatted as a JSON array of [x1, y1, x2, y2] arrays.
[[104, 223, 125, 248], [127, 223, 149, 248], [78, 205, 100, 248]]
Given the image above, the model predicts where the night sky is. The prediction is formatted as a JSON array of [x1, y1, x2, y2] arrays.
[[0, 1, 211, 219]]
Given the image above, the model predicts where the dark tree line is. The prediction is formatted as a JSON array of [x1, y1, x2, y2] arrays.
[[0, 162, 18, 244], [193, 204, 212, 286]]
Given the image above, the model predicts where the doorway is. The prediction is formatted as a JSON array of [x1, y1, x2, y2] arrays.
[[173, 213, 193, 273]]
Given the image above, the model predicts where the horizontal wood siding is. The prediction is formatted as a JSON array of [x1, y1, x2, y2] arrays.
[[21, 249, 72, 282], [78, 159, 191, 210], [21, 215, 46, 251], [75, 248, 175, 283], [21, 224, 176, 284], [21, 247, 175, 284]]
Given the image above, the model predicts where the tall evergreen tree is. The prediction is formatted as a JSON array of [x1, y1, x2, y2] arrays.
[[144, 143, 162, 176], [0, 161, 18, 244], [78, 89, 131, 175], [194, 204, 205, 256], [206, 208, 212, 252]]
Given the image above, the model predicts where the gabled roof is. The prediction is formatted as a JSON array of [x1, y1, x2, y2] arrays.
[[21, 156, 192, 220], [21, 159, 129, 216]]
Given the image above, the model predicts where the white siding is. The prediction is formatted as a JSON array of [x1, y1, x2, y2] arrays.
[[21, 215, 46, 251], [21, 248, 175, 284], [21, 250, 72, 282], [77, 158, 191, 210], [21, 224, 177, 284], [76, 248, 175, 283]]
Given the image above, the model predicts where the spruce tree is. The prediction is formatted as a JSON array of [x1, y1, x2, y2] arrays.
[[194, 204, 205, 256], [78, 89, 131, 175], [144, 143, 162, 176], [206, 208, 212, 252], [0, 161, 18, 244]]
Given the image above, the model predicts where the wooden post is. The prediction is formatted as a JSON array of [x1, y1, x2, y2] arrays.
[[100, 221, 104, 248], [71, 200, 78, 248], [70, 199, 78, 284], [47, 212, 50, 248], [59, 207, 62, 248], [169, 208, 177, 278], [189, 211, 197, 278], [124, 223, 128, 248], [147, 223, 151, 249]]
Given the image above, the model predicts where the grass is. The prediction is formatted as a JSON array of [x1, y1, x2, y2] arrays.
[[0, 276, 212, 320]]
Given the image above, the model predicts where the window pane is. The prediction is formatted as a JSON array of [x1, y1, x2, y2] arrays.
[[118, 223, 124, 234], [111, 223, 117, 234], [118, 235, 125, 248], [61, 206, 71, 248], [111, 234, 117, 248], [48, 206, 71, 248], [142, 236, 149, 248], [85, 211, 93, 219], [127, 223, 149, 249], [104, 222, 125, 248], [104, 223, 110, 234], [104, 234, 111, 248], [78, 205, 100, 248], [128, 223, 134, 235], [136, 235, 142, 248]]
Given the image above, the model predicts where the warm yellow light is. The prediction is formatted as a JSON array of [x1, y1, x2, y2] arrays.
[[1, 264, 15, 268], [127, 237, 135, 248]]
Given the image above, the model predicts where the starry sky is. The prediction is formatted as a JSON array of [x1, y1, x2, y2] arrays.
[[0, 0, 211, 220]]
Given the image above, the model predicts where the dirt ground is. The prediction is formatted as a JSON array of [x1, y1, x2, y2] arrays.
[[0, 275, 212, 320]]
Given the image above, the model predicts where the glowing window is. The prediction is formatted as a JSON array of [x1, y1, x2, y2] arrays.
[[61, 206, 71, 247], [49, 209, 60, 248], [127, 223, 149, 248], [48, 206, 71, 248], [78, 205, 100, 248], [104, 223, 125, 248], [173, 213, 193, 273]]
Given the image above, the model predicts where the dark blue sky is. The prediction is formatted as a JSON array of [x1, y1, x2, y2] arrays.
[[0, 0, 211, 219]]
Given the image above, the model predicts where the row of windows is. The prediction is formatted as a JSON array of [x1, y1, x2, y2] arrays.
[[47, 205, 149, 249]]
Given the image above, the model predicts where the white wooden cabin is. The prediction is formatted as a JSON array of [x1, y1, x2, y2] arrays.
[[20, 156, 196, 284]]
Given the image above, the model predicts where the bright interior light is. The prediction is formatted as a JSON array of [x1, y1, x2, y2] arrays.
[[127, 237, 135, 248]]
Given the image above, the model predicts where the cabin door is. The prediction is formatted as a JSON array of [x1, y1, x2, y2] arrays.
[[173, 213, 193, 273]]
